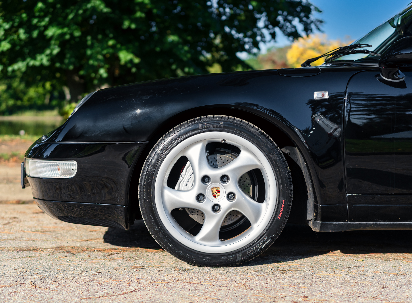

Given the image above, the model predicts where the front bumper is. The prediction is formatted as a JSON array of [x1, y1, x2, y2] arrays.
[[24, 141, 148, 229], [25, 141, 146, 205], [36, 199, 129, 229]]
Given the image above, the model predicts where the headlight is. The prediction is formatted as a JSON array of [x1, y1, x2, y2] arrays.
[[26, 159, 77, 178], [70, 91, 96, 117]]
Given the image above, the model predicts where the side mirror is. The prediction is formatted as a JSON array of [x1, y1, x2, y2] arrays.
[[379, 37, 412, 83], [380, 36, 412, 67]]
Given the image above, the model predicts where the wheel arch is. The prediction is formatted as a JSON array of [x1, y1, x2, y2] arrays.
[[127, 105, 319, 224]]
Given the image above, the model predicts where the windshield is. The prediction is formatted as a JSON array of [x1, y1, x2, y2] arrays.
[[334, 21, 397, 61], [330, 6, 412, 63]]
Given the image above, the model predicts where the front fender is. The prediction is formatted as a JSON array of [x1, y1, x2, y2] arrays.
[[41, 66, 375, 222]]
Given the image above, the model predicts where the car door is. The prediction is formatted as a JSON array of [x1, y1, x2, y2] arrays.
[[345, 67, 412, 221]]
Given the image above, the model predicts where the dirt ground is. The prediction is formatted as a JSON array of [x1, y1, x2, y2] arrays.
[[0, 139, 34, 203], [0, 138, 33, 156], [1, 204, 412, 302]]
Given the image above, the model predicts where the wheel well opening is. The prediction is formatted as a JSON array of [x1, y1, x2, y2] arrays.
[[127, 107, 311, 223], [284, 154, 309, 225]]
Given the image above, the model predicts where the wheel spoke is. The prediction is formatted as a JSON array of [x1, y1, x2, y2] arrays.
[[162, 186, 198, 212], [220, 149, 262, 180], [195, 211, 226, 244], [183, 141, 210, 180], [234, 191, 264, 225]]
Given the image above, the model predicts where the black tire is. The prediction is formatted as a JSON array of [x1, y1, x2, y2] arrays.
[[138, 116, 292, 266]]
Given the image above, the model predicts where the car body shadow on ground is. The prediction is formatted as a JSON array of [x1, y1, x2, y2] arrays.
[[103, 220, 161, 250], [103, 220, 412, 266]]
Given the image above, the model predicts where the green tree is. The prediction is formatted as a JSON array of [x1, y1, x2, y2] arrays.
[[0, 73, 63, 115], [0, 0, 322, 102]]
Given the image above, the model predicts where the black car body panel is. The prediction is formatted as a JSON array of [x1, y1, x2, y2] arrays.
[[25, 65, 412, 230], [36, 199, 129, 229], [345, 68, 412, 222], [28, 142, 144, 205], [26, 67, 358, 226], [26, 141, 145, 229]]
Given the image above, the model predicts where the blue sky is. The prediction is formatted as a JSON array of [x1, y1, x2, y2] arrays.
[[261, 0, 411, 51]]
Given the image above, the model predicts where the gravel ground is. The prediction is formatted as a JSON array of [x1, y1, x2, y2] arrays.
[[1, 204, 412, 302], [0, 138, 32, 155], [0, 138, 34, 203], [0, 164, 33, 202]]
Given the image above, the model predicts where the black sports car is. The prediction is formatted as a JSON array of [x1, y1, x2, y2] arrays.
[[23, 5, 412, 266]]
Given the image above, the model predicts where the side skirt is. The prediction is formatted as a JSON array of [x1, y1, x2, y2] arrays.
[[310, 220, 412, 232], [36, 199, 129, 230]]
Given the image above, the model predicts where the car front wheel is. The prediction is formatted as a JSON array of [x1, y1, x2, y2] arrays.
[[138, 116, 292, 266]]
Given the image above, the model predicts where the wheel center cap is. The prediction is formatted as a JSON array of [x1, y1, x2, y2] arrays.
[[206, 183, 226, 202]]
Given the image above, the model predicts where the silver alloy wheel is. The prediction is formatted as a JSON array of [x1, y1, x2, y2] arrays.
[[154, 131, 278, 254]]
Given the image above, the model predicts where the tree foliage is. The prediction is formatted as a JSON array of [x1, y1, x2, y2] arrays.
[[286, 34, 351, 67], [0, 0, 322, 103], [0, 74, 63, 115]]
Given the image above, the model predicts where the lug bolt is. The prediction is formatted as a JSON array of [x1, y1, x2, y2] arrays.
[[227, 192, 236, 202], [220, 174, 230, 184], [196, 193, 206, 203], [212, 204, 221, 213], [201, 175, 211, 185]]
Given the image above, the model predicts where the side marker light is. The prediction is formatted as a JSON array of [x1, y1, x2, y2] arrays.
[[26, 159, 77, 178]]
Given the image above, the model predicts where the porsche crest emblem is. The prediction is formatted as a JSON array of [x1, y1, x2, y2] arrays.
[[211, 187, 221, 199]]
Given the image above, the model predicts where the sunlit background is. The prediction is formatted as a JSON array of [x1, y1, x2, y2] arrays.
[[272, 0, 412, 48], [0, 0, 411, 147]]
